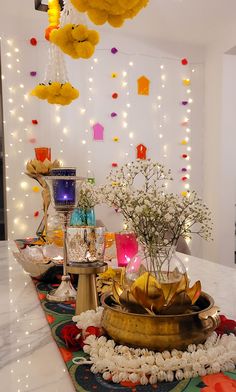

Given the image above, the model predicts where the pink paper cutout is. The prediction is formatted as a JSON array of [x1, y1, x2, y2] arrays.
[[93, 123, 104, 141]]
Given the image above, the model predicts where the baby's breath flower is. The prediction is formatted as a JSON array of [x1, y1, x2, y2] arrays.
[[100, 160, 212, 273]]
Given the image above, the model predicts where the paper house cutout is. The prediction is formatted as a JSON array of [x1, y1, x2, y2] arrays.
[[93, 123, 104, 141], [137, 76, 150, 95], [136, 144, 147, 160]]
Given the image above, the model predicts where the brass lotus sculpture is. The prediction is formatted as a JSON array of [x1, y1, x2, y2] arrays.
[[106, 267, 202, 315], [26, 158, 60, 238]]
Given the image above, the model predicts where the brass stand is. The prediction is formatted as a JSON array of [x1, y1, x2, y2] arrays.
[[46, 210, 77, 302], [67, 261, 107, 315]]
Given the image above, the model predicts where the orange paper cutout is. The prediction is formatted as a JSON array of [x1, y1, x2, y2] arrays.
[[137, 76, 150, 95]]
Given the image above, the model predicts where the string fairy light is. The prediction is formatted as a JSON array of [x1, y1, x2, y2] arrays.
[[1, 33, 199, 238]]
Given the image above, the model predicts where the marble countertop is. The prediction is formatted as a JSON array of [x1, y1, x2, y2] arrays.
[[1, 240, 236, 392]]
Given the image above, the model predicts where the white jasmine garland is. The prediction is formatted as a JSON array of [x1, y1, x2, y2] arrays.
[[73, 332, 236, 384], [72, 307, 103, 330], [71, 309, 236, 385]]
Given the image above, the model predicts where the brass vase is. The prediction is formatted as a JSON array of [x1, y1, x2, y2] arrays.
[[101, 292, 220, 351]]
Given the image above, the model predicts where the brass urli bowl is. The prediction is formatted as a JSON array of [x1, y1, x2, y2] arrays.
[[101, 292, 220, 351]]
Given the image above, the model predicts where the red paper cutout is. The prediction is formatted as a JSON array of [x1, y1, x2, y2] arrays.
[[182, 154, 188, 159], [112, 163, 118, 167], [34, 211, 39, 217], [112, 92, 118, 99], [181, 58, 188, 65], [30, 37, 37, 46], [136, 144, 147, 160], [182, 176, 188, 181], [32, 120, 38, 125]]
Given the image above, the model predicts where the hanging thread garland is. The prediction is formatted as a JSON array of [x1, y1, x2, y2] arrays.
[[30, 0, 79, 106]]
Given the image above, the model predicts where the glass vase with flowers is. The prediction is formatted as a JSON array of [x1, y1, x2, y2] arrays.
[[100, 159, 212, 315], [70, 180, 101, 227]]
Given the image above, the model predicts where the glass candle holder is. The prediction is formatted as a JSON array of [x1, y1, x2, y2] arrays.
[[104, 232, 116, 262], [35, 147, 51, 162], [115, 232, 139, 267], [50, 168, 76, 210], [70, 207, 96, 226]]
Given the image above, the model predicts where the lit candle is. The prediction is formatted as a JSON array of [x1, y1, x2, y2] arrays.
[[115, 232, 138, 267], [50, 168, 76, 208], [34, 147, 51, 162]]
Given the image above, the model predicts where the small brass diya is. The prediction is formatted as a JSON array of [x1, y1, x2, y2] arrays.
[[101, 292, 220, 351]]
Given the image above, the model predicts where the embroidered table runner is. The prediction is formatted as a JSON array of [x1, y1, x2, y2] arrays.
[[34, 281, 236, 392]]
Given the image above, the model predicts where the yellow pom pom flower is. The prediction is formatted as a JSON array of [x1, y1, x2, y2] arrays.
[[31, 84, 48, 100], [70, 0, 149, 27], [30, 82, 79, 106], [49, 23, 99, 59]]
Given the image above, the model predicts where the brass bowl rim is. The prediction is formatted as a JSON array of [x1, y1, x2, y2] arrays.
[[101, 291, 214, 319]]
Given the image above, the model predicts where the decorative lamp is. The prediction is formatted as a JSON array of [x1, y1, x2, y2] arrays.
[[45, 168, 85, 302]]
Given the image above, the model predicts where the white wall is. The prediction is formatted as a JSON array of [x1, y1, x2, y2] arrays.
[[1, 31, 205, 257], [0, 1, 206, 258], [203, 33, 236, 266]]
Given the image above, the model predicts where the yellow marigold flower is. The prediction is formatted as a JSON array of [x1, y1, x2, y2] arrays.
[[30, 82, 79, 106], [31, 84, 48, 100], [47, 81, 61, 96], [99, 267, 117, 280], [49, 23, 99, 59], [71, 0, 149, 27]]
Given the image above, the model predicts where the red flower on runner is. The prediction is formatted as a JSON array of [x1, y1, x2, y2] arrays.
[[60, 324, 103, 351], [201, 374, 236, 392], [61, 324, 83, 351], [38, 293, 46, 300], [46, 314, 55, 324], [215, 315, 236, 336], [59, 347, 73, 362]]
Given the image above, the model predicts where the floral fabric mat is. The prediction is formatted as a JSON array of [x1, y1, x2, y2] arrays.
[[34, 280, 236, 392]]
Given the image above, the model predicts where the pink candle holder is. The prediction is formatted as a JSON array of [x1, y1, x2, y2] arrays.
[[35, 147, 51, 162], [115, 232, 138, 267]]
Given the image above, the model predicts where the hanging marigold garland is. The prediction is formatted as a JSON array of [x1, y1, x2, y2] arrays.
[[31, 44, 79, 105], [49, 0, 99, 59], [70, 0, 149, 27], [45, 0, 61, 40], [31, 0, 79, 106]]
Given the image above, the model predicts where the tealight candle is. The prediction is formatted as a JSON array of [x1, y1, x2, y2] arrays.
[[35, 147, 51, 162], [115, 232, 138, 267], [50, 167, 76, 208]]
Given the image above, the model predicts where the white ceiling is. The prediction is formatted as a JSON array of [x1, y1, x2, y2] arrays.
[[118, 0, 236, 47], [2, 0, 236, 49]]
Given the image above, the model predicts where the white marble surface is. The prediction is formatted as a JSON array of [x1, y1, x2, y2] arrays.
[[1, 241, 236, 391], [0, 241, 75, 392]]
